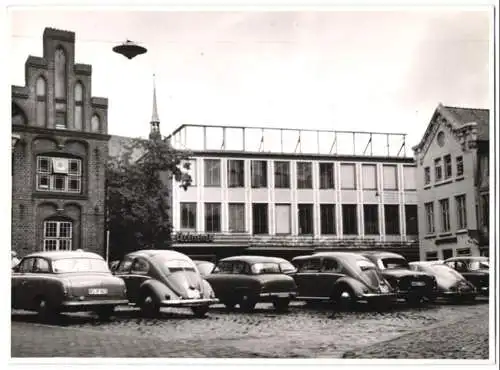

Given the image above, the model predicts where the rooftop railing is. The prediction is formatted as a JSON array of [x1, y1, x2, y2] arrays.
[[166, 124, 409, 157]]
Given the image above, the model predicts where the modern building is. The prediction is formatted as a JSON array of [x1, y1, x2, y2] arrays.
[[412, 104, 489, 260], [166, 122, 420, 262], [11, 27, 110, 257]]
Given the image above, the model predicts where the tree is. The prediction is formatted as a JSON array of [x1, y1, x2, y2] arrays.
[[106, 138, 192, 260]]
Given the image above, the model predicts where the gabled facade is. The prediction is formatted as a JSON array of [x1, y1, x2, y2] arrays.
[[413, 104, 489, 260], [11, 27, 110, 257]]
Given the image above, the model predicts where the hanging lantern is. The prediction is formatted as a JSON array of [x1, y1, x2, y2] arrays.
[[112, 40, 147, 60]]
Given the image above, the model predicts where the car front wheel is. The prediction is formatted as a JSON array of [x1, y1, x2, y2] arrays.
[[140, 292, 160, 318], [333, 287, 355, 311], [239, 293, 257, 312], [191, 305, 209, 318], [273, 298, 290, 312], [95, 306, 115, 321], [36, 296, 58, 322]]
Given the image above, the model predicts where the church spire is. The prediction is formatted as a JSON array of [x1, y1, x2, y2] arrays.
[[149, 74, 161, 140]]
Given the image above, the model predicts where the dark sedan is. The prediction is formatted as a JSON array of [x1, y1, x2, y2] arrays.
[[205, 255, 298, 312], [291, 252, 396, 309], [114, 250, 218, 317], [409, 261, 477, 302], [361, 251, 437, 305], [444, 256, 489, 297]]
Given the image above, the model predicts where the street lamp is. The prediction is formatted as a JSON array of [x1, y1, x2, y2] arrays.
[[12, 133, 21, 151]]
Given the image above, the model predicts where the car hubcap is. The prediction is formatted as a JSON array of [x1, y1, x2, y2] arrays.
[[341, 291, 351, 299]]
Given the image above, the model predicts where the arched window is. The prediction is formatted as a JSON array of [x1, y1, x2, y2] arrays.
[[91, 114, 100, 133], [55, 48, 66, 99], [74, 82, 83, 130], [43, 217, 73, 251], [35, 77, 46, 127]]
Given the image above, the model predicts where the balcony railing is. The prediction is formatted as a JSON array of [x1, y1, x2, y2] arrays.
[[166, 124, 409, 158]]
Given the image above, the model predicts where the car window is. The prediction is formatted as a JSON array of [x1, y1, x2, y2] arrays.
[[215, 261, 233, 274], [233, 261, 249, 274], [53, 258, 109, 273], [322, 258, 341, 273], [380, 257, 409, 269], [251, 262, 281, 274], [299, 258, 321, 272], [468, 261, 489, 271], [17, 258, 35, 273], [131, 258, 150, 275], [33, 258, 50, 273], [454, 261, 468, 273], [117, 258, 133, 273]]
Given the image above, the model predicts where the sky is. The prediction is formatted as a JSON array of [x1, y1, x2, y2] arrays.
[[7, 6, 492, 153]]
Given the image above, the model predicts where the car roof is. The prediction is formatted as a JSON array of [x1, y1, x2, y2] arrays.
[[361, 251, 406, 259], [126, 249, 191, 260], [219, 255, 289, 264], [23, 250, 103, 260], [444, 256, 489, 262], [410, 260, 444, 266], [193, 260, 214, 264]]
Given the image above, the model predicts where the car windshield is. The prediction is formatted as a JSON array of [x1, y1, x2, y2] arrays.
[[251, 262, 281, 274], [158, 258, 197, 274], [380, 258, 409, 269], [196, 262, 215, 275], [53, 258, 110, 273], [468, 260, 489, 271]]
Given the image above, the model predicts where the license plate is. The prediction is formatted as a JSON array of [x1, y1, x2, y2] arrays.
[[88, 288, 108, 295], [411, 281, 426, 287]]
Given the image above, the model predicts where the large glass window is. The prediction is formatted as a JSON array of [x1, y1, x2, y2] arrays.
[[340, 164, 356, 190], [405, 205, 419, 235], [252, 203, 268, 234], [205, 203, 221, 232], [274, 161, 290, 188], [424, 167, 431, 185], [91, 114, 100, 133], [439, 198, 450, 233], [228, 203, 245, 232], [204, 159, 221, 186], [319, 163, 334, 189], [43, 220, 72, 251], [455, 195, 467, 230], [275, 204, 291, 234], [363, 204, 379, 235], [320, 204, 336, 235], [403, 166, 416, 190], [425, 202, 435, 234], [444, 155, 452, 179], [228, 160, 244, 187], [362, 164, 377, 190], [383, 165, 398, 190], [456, 156, 464, 177], [36, 156, 82, 193], [180, 202, 196, 230], [251, 160, 267, 188], [342, 204, 358, 235], [384, 205, 400, 235], [434, 158, 443, 182], [298, 204, 313, 234], [297, 162, 312, 189]]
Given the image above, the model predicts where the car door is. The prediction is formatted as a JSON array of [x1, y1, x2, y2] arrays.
[[293, 257, 322, 299], [114, 257, 135, 302], [126, 257, 152, 304], [29, 257, 52, 309], [316, 258, 344, 299], [11, 257, 35, 309]]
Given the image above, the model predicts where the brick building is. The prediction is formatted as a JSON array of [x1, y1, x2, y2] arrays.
[[413, 104, 489, 260], [11, 27, 110, 257]]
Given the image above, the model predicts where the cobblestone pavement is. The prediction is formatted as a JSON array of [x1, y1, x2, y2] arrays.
[[11, 299, 489, 358]]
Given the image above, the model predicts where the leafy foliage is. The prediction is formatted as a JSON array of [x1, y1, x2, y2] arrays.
[[106, 138, 192, 260]]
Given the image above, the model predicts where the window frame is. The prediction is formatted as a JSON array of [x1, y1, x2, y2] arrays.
[[444, 154, 452, 179], [363, 204, 379, 235], [342, 204, 358, 235], [252, 203, 269, 234], [455, 194, 467, 230], [384, 204, 400, 235], [36, 155, 82, 194], [297, 162, 313, 189], [424, 202, 435, 234], [319, 162, 335, 189], [424, 166, 431, 185], [362, 164, 377, 190], [180, 202, 197, 230], [227, 159, 245, 188], [456, 156, 464, 177], [251, 160, 267, 188], [274, 161, 290, 189], [439, 198, 451, 233], [298, 203, 314, 235], [228, 203, 245, 233], [43, 220, 73, 251], [204, 203, 221, 233], [434, 158, 443, 182], [320, 204, 336, 235], [204, 159, 221, 187], [382, 164, 398, 191]]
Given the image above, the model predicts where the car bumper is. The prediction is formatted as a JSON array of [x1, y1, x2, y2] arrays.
[[61, 299, 129, 311], [160, 298, 219, 307], [477, 287, 489, 296], [441, 291, 477, 299], [357, 292, 397, 304], [259, 292, 297, 301]]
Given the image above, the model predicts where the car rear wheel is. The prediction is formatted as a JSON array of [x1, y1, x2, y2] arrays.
[[191, 305, 209, 318], [239, 293, 257, 312], [140, 292, 160, 318], [273, 298, 290, 312], [95, 306, 115, 321]]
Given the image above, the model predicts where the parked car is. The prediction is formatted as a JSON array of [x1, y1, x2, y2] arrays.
[[444, 256, 489, 297], [113, 250, 218, 317], [409, 261, 477, 302], [361, 251, 437, 305], [205, 255, 298, 312], [291, 252, 396, 309], [193, 260, 216, 277], [11, 250, 128, 321]]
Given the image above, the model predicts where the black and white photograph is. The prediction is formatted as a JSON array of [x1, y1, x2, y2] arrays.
[[2, 0, 498, 367]]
